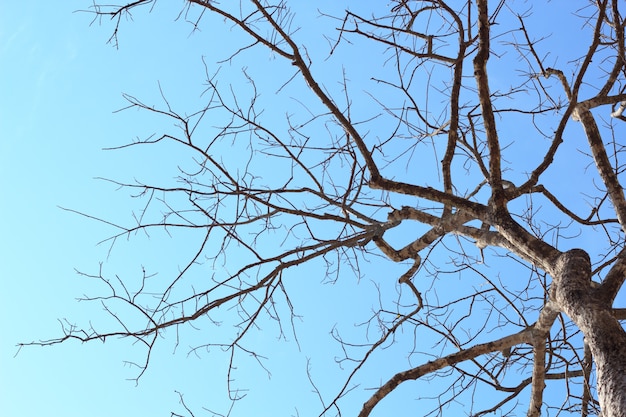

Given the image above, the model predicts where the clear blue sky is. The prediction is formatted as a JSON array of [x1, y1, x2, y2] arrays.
[[0, 3, 403, 416], [2, 2, 624, 417], [0, 3, 252, 416]]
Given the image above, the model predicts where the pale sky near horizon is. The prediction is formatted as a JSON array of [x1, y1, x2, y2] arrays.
[[2, 2, 625, 417], [1, 2, 254, 416], [0, 3, 405, 416]]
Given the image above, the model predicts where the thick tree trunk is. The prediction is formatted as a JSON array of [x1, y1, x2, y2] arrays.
[[552, 250, 626, 417]]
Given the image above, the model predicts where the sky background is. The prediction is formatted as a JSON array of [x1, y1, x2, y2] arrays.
[[2, 1, 625, 417], [0, 2, 254, 416], [0, 3, 401, 416]]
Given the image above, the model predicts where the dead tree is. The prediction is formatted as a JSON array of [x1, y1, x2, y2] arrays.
[[22, 1, 626, 416]]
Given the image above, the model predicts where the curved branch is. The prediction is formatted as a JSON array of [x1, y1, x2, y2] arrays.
[[358, 326, 533, 417]]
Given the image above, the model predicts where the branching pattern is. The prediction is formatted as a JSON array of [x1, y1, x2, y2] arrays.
[[22, 1, 626, 417]]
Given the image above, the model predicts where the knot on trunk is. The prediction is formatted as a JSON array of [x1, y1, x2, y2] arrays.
[[552, 248, 592, 311]]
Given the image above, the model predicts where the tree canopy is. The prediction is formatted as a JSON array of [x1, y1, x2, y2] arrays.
[[23, 1, 626, 416]]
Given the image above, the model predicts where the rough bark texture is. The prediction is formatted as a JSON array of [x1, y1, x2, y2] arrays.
[[552, 250, 626, 417]]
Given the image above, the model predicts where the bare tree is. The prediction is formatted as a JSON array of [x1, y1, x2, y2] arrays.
[[22, 1, 626, 416]]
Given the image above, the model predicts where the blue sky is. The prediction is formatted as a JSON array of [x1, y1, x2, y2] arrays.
[[2, 1, 625, 417], [0, 3, 402, 416], [0, 2, 239, 416]]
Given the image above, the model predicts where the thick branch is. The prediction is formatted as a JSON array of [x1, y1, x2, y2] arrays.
[[473, 0, 503, 199], [573, 107, 626, 231], [598, 249, 626, 304]]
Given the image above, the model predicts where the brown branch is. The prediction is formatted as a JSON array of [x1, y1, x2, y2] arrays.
[[533, 185, 619, 226], [573, 108, 626, 231], [528, 302, 561, 417], [240, 0, 382, 181], [358, 326, 533, 417], [473, 0, 503, 200], [598, 249, 626, 304]]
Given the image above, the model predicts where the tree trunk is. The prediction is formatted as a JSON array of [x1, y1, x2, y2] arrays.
[[552, 249, 626, 417]]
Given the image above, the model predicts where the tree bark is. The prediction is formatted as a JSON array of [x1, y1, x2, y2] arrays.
[[551, 249, 626, 417]]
